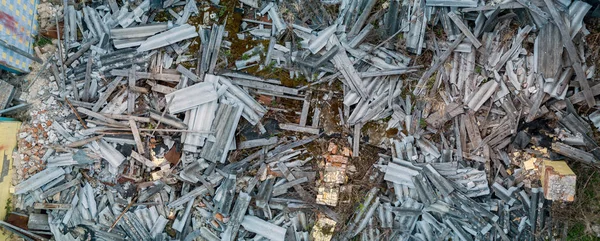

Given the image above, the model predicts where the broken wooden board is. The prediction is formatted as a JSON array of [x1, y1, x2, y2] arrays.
[[0, 80, 15, 110]]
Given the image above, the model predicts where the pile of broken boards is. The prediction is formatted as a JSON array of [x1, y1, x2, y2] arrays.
[[11, 0, 600, 240]]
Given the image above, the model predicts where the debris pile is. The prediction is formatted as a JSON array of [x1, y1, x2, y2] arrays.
[[6, 0, 600, 240]]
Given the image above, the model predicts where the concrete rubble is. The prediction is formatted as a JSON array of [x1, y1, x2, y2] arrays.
[[2, 0, 600, 240]]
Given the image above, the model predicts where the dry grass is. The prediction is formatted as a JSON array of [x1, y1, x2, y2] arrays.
[[585, 18, 600, 79], [414, 49, 434, 68], [551, 162, 600, 240]]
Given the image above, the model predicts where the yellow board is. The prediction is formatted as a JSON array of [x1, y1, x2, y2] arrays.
[[540, 159, 576, 202], [0, 120, 20, 240], [541, 160, 575, 176]]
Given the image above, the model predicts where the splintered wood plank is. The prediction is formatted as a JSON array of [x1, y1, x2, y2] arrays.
[[131, 150, 155, 167], [33, 203, 71, 210], [483, 144, 491, 181], [353, 123, 361, 157], [279, 123, 320, 135], [536, 24, 562, 79], [130, 86, 149, 93], [491, 155, 509, 178], [92, 77, 121, 112], [50, 63, 65, 90], [554, 83, 600, 109], [128, 68, 136, 114], [526, 76, 545, 122], [312, 107, 321, 128], [77, 107, 120, 125], [552, 142, 598, 165], [147, 80, 176, 94], [129, 120, 144, 154], [485, 123, 514, 150], [111, 69, 181, 83], [0, 80, 15, 110], [459, 116, 468, 155], [477, 117, 510, 148], [454, 118, 464, 164], [278, 160, 312, 200], [103, 114, 150, 122], [83, 55, 93, 102], [66, 135, 104, 148], [462, 152, 486, 163], [299, 96, 311, 126], [463, 113, 482, 151]]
